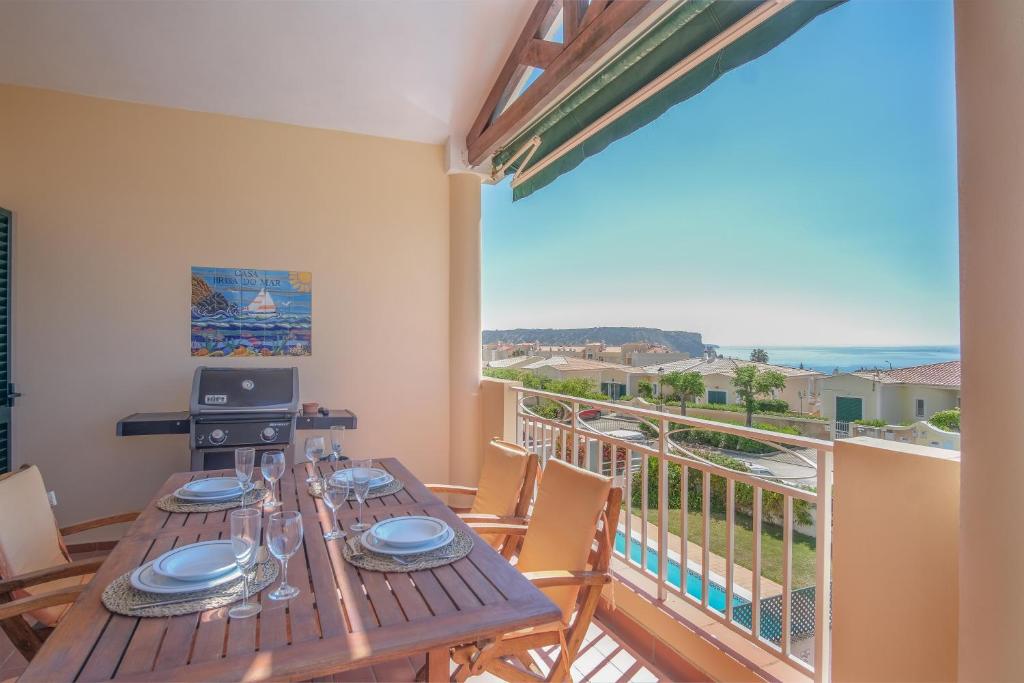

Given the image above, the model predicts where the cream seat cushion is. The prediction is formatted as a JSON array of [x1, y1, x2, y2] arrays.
[[469, 440, 529, 517], [0, 465, 86, 627], [515, 458, 611, 623]]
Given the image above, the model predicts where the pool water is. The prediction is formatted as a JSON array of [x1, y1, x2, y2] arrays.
[[614, 530, 747, 612]]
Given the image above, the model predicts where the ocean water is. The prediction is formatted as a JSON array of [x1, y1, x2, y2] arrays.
[[712, 345, 960, 373]]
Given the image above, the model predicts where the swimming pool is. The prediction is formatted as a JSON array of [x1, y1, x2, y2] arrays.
[[614, 530, 747, 612]]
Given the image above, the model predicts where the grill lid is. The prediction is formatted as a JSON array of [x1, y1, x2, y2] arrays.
[[190, 367, 299, 414]]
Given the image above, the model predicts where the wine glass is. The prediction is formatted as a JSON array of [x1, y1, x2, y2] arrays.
[[228, 508, 262, 619], [267, 510, 303, 601], [303, 436, 325, 483], [322, 474, 350, 540], [349, 459, 373, 532], [235, 447, 255, 505], [329, 425, 346, 462], [261, 450, 286, 510]]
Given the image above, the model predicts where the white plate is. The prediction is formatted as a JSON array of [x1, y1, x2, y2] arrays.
[[331, 467, 393, 488], [152, 540, 238, 581], [360, 526, 454, 556], [182, 477, 243, 497], [130, 560, 241, 595], [370, 516, 449, 548], [174, 486, 243, 503]]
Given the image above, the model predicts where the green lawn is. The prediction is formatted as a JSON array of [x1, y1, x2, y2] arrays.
[[631, 507, 817, 588]]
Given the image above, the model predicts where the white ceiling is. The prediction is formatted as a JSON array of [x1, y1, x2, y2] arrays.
[[0, 0, 532, 145]]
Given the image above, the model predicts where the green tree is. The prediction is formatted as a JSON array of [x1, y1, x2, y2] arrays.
[[637, 380, 654, 400], [750, 348, 769, 363], [662, 371, 705, 416], [732, 366, 787, 427]]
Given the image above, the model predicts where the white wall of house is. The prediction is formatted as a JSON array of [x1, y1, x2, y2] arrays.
[[820, 374, 884, 422]]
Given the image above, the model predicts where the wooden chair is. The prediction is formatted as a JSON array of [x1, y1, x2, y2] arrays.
[[426, 439, 538, 556], [452, 458, 622, 682], [0, 465, 139, 661]]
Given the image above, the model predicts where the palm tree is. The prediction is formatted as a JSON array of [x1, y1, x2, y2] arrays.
[[661, 371, 705, 416]]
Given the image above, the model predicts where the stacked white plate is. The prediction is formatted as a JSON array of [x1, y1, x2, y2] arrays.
[[174, 477, 245, 502], [360, 516, 453, 556], [330, 467, 394, 489], [130, 540, 242, 594]]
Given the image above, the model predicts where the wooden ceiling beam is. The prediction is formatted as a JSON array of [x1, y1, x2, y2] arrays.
[[466, 0, 562, 146], [522, 38, 564, 70], [563, 0, 587, 43], [467, 0, 666, 167]]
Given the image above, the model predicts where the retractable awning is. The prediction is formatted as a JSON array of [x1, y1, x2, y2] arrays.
[[493, 0, 846, 201]]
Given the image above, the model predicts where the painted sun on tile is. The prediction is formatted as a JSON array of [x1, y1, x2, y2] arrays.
[[191, 266, 312, 357]]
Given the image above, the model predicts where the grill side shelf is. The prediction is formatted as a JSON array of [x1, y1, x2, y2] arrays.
[[117, 412, 190, 436], [295, 409, 357, 430]]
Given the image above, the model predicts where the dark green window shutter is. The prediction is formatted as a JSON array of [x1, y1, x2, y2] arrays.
[[836, 396, 863, 422], [708, 390, 727, 404]]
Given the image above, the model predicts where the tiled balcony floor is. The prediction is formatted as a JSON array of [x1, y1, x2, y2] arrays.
[[0, 614, 671, 682]]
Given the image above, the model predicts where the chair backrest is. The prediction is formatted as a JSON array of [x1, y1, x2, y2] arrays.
[[516, 458, 616, 623], [470, 439, 537, 517], [0, 466, 69, 583]]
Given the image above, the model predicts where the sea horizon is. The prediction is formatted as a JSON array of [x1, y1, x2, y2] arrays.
[[711, 344, 960, 374]]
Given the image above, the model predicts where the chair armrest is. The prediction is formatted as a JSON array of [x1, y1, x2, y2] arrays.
[[60, 511, 140, 537], [467, 523, 529, 536], [0, 557, 103, 595], [424, 484, 479, 497], [521, 570, 610, 589], [0, 585, 85, 621], [458, 514, 530, 525]]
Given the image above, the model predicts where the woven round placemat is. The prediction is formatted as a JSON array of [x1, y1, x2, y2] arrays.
[[102, 557, 279, 617], [157, 485, 269, 513], [307, 478, 404, 501], [342, 528, 473, 573]]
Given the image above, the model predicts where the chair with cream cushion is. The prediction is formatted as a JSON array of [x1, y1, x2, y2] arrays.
[[452, 457, 621, 682], [0, 465, 138, 661], [426, 439, 538, 554]]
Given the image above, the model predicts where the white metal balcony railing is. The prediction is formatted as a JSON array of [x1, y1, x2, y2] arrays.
[[514, 387, 834, 681]]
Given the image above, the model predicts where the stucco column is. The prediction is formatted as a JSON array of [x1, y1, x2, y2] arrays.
[[448, 173, 483, 485], [955, 2, 1024, 679]]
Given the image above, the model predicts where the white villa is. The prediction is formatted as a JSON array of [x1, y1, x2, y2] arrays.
[[635, 356, 825, 413], [820, 360, 961, 427]]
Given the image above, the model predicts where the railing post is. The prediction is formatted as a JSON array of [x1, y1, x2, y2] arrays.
[[752, 486, 763, 641], [814, 447, 833, 683], [782, 496, 793, 658], [657, 416, 668, 601]]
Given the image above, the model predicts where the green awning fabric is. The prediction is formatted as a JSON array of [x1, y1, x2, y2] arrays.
[[495, 0, 846, 201]]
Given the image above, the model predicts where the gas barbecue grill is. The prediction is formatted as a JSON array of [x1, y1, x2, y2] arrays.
[[117, 366, 356, 471]]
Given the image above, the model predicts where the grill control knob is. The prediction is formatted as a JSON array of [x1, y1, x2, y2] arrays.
[[260, 427, 277, 442], [209, 429, 227, 445]]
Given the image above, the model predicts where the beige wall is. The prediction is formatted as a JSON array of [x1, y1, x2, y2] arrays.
[[832, 438, 959, 682], [955, 1, 1024, 678], [0, 84, 461, 527], [448, 173, 482, 486]]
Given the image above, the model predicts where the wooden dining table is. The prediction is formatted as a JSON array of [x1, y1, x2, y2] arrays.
[[20, 458, 561, 682]]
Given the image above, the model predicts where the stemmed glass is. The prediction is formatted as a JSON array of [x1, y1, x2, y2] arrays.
[[304, 436, 325, 483], [329, 426, 345, 462], [228, 508, 262, 619], [267, 510, 304, 601], [349, 459, 373, 532], [235, 447, 255, 507], [261, 450, 286, 510], [322, 475, 350, 540]]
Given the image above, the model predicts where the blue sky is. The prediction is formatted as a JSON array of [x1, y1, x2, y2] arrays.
[[482, 0, 959, 347]]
